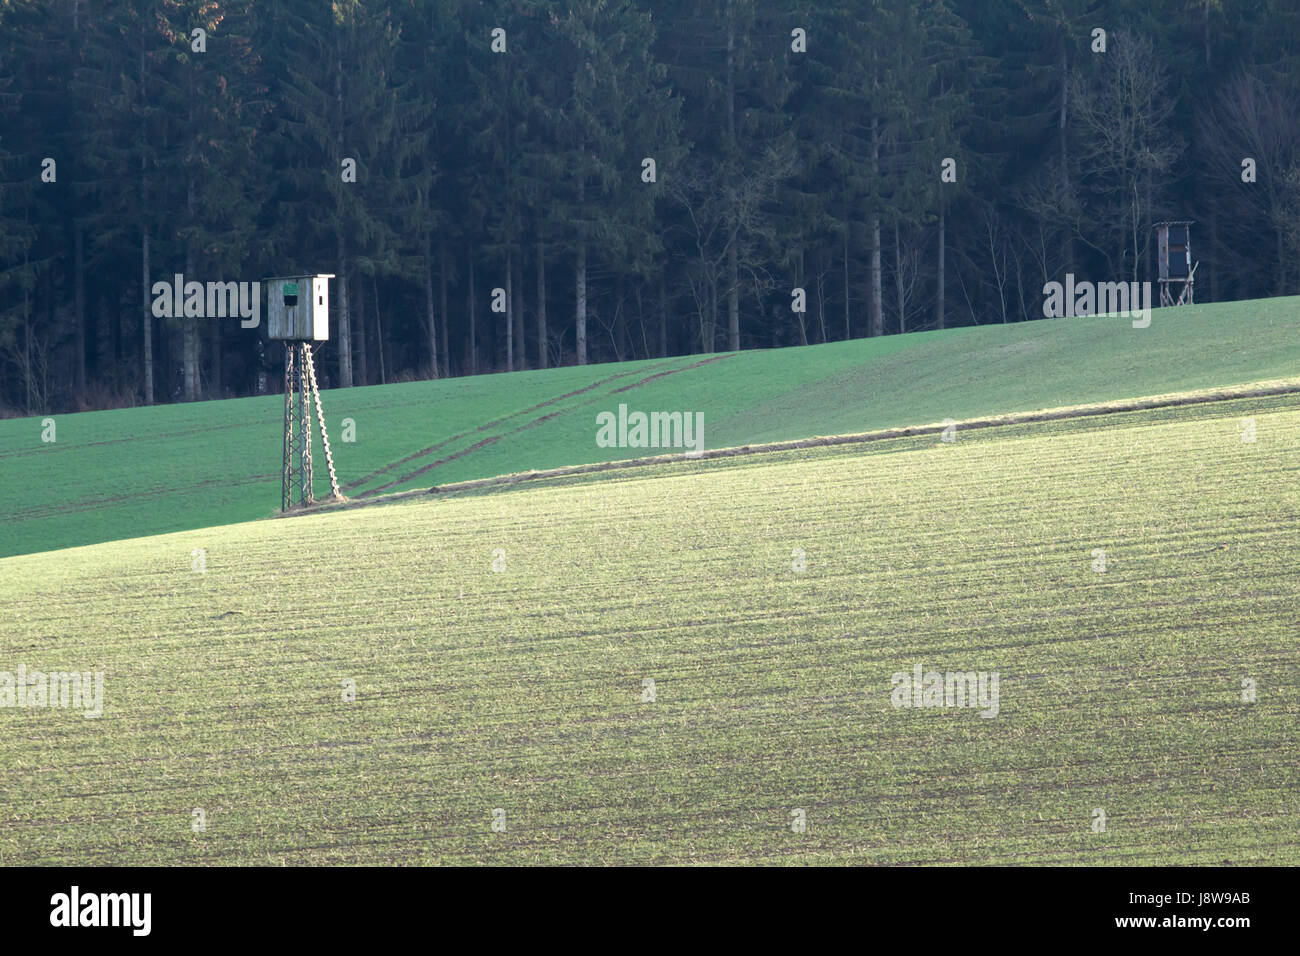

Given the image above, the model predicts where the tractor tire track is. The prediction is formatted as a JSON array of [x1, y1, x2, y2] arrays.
[[352, 355, 734, 497], [340, 361, 682, 494]]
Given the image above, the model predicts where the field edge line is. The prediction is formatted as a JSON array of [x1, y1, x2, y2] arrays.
[[292, 376, 1300, 517]]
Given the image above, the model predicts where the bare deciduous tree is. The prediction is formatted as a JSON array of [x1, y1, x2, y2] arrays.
[[1070, 30, 1183, 282], [1197, 71, 1300, 296]]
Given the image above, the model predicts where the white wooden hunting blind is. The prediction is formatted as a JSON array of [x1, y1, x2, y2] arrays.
[[267, 274, 334, 341]]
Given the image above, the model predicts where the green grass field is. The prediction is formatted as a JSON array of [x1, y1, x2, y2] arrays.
[[3, 295, 1299, 559], [2, 392, 1295, 864]]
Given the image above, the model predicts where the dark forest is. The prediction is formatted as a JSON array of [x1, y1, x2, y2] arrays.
[[1, 0, 1297, 414]]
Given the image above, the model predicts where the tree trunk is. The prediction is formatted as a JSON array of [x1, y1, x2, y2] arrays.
[[210, 316, 222, 399], [576, 242, 588, 365], [870, 118, 883, 338], [658, 274, 668, 358], [160, 300, 172, 399], [109, 294, 120, 369], [796, 250, 807, 346], [373, 274, 386, 385], [843, 228, 850, 340], [183, 72, 200, 403], [708, 276, 718, 352], [817, 254, 827, 343], [894, 222, 905, 334], [439, 240, 450, 377], [1277, 224, 1286, 296], [1209, 208, 1218, 303], [468, 251, 477, 374], [74, 224, 85, 396], [505, 247, 513, 371], [1058, 39, 1074, 275], [425, 234, 439, 378], [513, 248, 526, 370], [536, 239, 547, 369], [870, 214, 883, 337], [142, 230, 153, 405], [935, 209, 946, 330], [725, 1, 740, 352], [728, 241, 740, 351], [183, 242, 199, 402], [354, 269, 368, 386], [336, 233, 353, 386], [332, 22, 355, 387], [23, 274, 32, 414], [182, 318, 199, 400], [638, 285, 651, 357], [139, 37, 153, 406], [615, 273, 627, 360]]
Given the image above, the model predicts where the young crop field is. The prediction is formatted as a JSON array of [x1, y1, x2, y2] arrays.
[[3, 296, 1300, 559], [1, 393, 1295, 865]]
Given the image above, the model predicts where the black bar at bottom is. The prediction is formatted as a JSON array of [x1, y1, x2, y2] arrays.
[[0, 865, 1281, 943]]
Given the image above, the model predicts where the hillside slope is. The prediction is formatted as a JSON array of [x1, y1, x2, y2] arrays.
[[2, 296, 1298, 558], [1, 392, 1296, 864]]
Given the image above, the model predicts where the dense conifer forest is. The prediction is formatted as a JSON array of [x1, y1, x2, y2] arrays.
[[1, 0, 1297, 413]]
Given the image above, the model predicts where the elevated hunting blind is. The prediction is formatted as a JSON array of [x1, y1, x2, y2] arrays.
[[267, 273, 342, 512], [268, 275, 332, 341], [1154, 222, 1196, 307]]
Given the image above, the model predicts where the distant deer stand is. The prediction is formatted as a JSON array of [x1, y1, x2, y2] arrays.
[[1154, 222, 1197, 307], [269, 275, 344, 511]]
